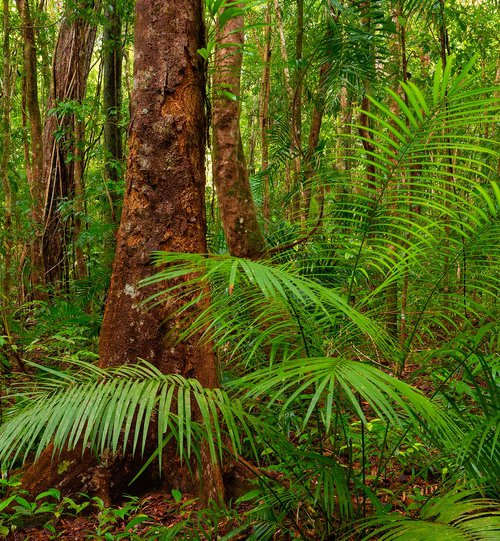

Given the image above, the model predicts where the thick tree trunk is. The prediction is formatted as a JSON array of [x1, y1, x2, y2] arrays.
[[98, 0, 224, 500], [22, 0, 224, 504], [42, 4, 96, 287], [16, 0, 46, 297], [102, 0, 123, 223], [212, 5, 266, 259]]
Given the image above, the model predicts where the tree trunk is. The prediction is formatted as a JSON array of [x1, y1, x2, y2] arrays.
[[102, 0, 123, 223], [384, 3, 406, 342], [21, 0, 224, 504], [16, 0, 46, 298], [292, 0, 304, 223], [42, 3, 97, 288], [293, 0, 303, 153], [212, 5, 266, 259], [98, 0, 224, 500], [302, 62, 329, 221], [1, 0, 13, 334], [274, 0, 291, 98], [73, 118, 87, 279], [358, 0, 376, 190], [259, 3, 272, 221], [438, 0, 453, 305]]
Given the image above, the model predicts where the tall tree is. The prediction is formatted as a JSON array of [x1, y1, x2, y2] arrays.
[[20, 0, 224, 503], [98, 0, 224, 499], [259, 2, 272, 220], [212, 4, 266, 259], [1, 0, 13, 327], [16, 0, 46, 296], [42, 0, 97, 286], [102, 0, 123, 223]]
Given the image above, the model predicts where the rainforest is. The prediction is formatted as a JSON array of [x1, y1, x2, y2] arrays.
[[0, 0, 498, 539]]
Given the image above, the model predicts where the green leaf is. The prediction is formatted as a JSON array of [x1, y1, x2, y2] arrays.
[[171, 489, 182, 503]]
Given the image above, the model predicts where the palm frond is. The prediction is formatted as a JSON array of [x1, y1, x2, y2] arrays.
[[143, 252, 393, 366], [236, 356, 458, 449], [0, 360, 253, 471], [360, 490, 500, 541], [323, 55, 500, 346]]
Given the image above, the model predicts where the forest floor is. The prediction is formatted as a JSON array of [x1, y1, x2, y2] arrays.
[[8, 474, 440, 541], [7, 449, 441, 539]]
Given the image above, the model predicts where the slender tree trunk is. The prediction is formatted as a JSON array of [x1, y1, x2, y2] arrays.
[[1, 0, 13, 334], [302, 62, 329, 221], [384, 3, 407, 342], [438, 0, 454, 304], [358, 1, 376, 188], [273, 0, 296, 218], [42, 3, 97, 288], [495, 60, 500, 176], [337, 85, 352, 179], [212, 5, 266, 259], [35, 0, 51, 106], [102, 0, 123, 223], [293, 0, 304, 224], [259, 2, 272, 220], [294, 0, 303, 152], [274, 0, 291, 97], [16, 0, 46, 297], [98, 0, 224, 500], [73, 118, 87, 279], [247, 103, 257, 177], [395, 8, 411, 346]]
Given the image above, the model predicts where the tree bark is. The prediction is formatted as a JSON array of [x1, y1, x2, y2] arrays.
[[212, 4, 266, 259], [102, 0, 123, 223], [42, 2, 97, 287], [73, 118, 87, 279], [292, 0, 304, 222], [98, 0, 224, 500], [293, 0, 303, 151], [358, 0, 376, 190], [22, 0, 224, 504], [16, 0, 46, 297], [383, 3, 406, 342], [1, 0, 13, 335], [259, 3, 272, 220], [302, 62, 329, 221]]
